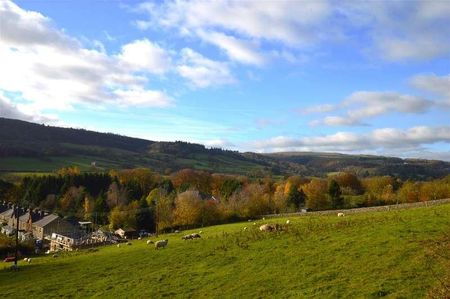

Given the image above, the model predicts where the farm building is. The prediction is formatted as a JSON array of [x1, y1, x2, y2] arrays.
[[19, 209, 47, 232], [0, 206, 27, 227], [32, 214, 78, 240]]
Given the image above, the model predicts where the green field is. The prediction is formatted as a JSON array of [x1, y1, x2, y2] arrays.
[[1, 204, 449, 298]]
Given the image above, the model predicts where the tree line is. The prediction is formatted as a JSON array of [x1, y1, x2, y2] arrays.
[[0, 167, 449, 232]]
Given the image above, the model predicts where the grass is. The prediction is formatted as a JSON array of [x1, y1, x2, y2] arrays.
[[1, 204, 449, 298]]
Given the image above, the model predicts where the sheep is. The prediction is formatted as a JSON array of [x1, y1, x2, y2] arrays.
[[146, 240, 154, 245], [52, 254, 58, 258], [155, 239, 168, 250], [127, 242, 132, 246], [182, 234, 193, 240], [259, 224, 280, 232], [174, 230, 180, 233], [27, 258, 31, 263], [182, 233, 201, 240], [199, 231, 203, 234], [138, 237, 142, 240], [243, 227, 248, 230], [23, 258, 28, 262], [337, 212, 345, 217], [262, 217, 265, 221], [253, 222, 257, 226], [286, 220, 290, 225], [117, 244, 121, 248], [190, 233, 201, 239]]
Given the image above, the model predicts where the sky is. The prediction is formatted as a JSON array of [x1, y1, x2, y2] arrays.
[[0, 0, 449, 160]]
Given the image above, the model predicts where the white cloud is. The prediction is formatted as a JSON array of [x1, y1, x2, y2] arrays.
[[410, 73, 450, 106], [0, 91, 54, 122], [176, 48, 235, 88], [197, 30, 265, 66], [0, 0, 174, 118], [249, 126, 450, 155], [310, 91, 433, 126], [135, 0, 331, 64], [117, 39, 171, 74], [135, 0, 450, 63]]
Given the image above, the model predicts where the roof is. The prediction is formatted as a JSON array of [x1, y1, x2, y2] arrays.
[[32, 214, 60, 228], [19, 211, 44, 223], [0, 208, 14, 218]]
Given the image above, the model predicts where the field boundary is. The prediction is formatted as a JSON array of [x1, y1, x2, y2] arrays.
[[265, 198, 450, 218]]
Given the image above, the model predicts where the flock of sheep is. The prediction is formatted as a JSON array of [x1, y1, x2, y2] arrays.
[[114, 213, 346, 251]]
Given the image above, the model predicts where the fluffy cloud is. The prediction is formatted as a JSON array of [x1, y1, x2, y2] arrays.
[[309, 91, 434, 126], [117, 39, 171, 74], [135, 0, 331, 64], [0, 92, 54, 122], [176, 48, 235, 88], [0, 0, 174, 119], [249, 126, 450, 154]]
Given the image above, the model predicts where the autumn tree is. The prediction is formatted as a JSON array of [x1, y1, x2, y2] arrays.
[[304, 179, 330, 210], [173, 190, 203, 227], [334, 172, 363, 195]]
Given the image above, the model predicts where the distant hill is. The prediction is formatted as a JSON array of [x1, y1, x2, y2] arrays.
[[0, 117, 449, 179]]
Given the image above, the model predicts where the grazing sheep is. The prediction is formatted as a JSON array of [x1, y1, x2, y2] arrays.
[[259, 224, 280, 232], [190, 233, 201, 239], [117, 244, 121, 248], [27, 258, 31, 263], [146, 240, 154, 245], [182, 234, 193, 240], [138, 237, 142, 240], [174, 230, 180, 233], [338, 213, 345, 217], [286, 220, 290, 225], [199, 231, 203, 234], [23, 258, 28, 262], [243, 227, 248, 230], [155, 239, 168, 250]]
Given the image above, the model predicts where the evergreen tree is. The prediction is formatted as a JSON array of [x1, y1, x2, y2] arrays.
[[135, 198, 154, 231], [328, 180, 343, 209]]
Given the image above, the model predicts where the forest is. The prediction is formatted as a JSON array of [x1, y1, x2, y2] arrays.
[[1, 166, 449, 233]]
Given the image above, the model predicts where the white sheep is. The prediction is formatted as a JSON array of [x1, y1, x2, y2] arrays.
[[338, 212, 345, 217], [138, 237, 142, 240], [253, 222, 257, 226], [27, 258, 31, 263], [286, 220, 290, 224], [243, 227, 248, 230], [117, 244, 121, 248], [199, 231, 203, 234], [262, 217, 265, 220], [146, 240, 154, 245], [155, 239, 168, 250]]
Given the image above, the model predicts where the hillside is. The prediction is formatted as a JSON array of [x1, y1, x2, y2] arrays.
[[1, 117, 449, 179], [1, 204, 449, 298]]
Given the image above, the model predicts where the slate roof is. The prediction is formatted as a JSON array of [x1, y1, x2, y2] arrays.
[[33, 214, 60, 228]]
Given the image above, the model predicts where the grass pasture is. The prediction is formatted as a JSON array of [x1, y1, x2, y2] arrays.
[[1, 204, 449, 298]]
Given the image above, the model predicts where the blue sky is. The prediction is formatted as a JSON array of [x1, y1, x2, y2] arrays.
[[0, 0, 449, 160]]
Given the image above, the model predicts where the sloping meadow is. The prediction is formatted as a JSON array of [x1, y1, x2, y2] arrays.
[[1, 204, 449, 298]]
